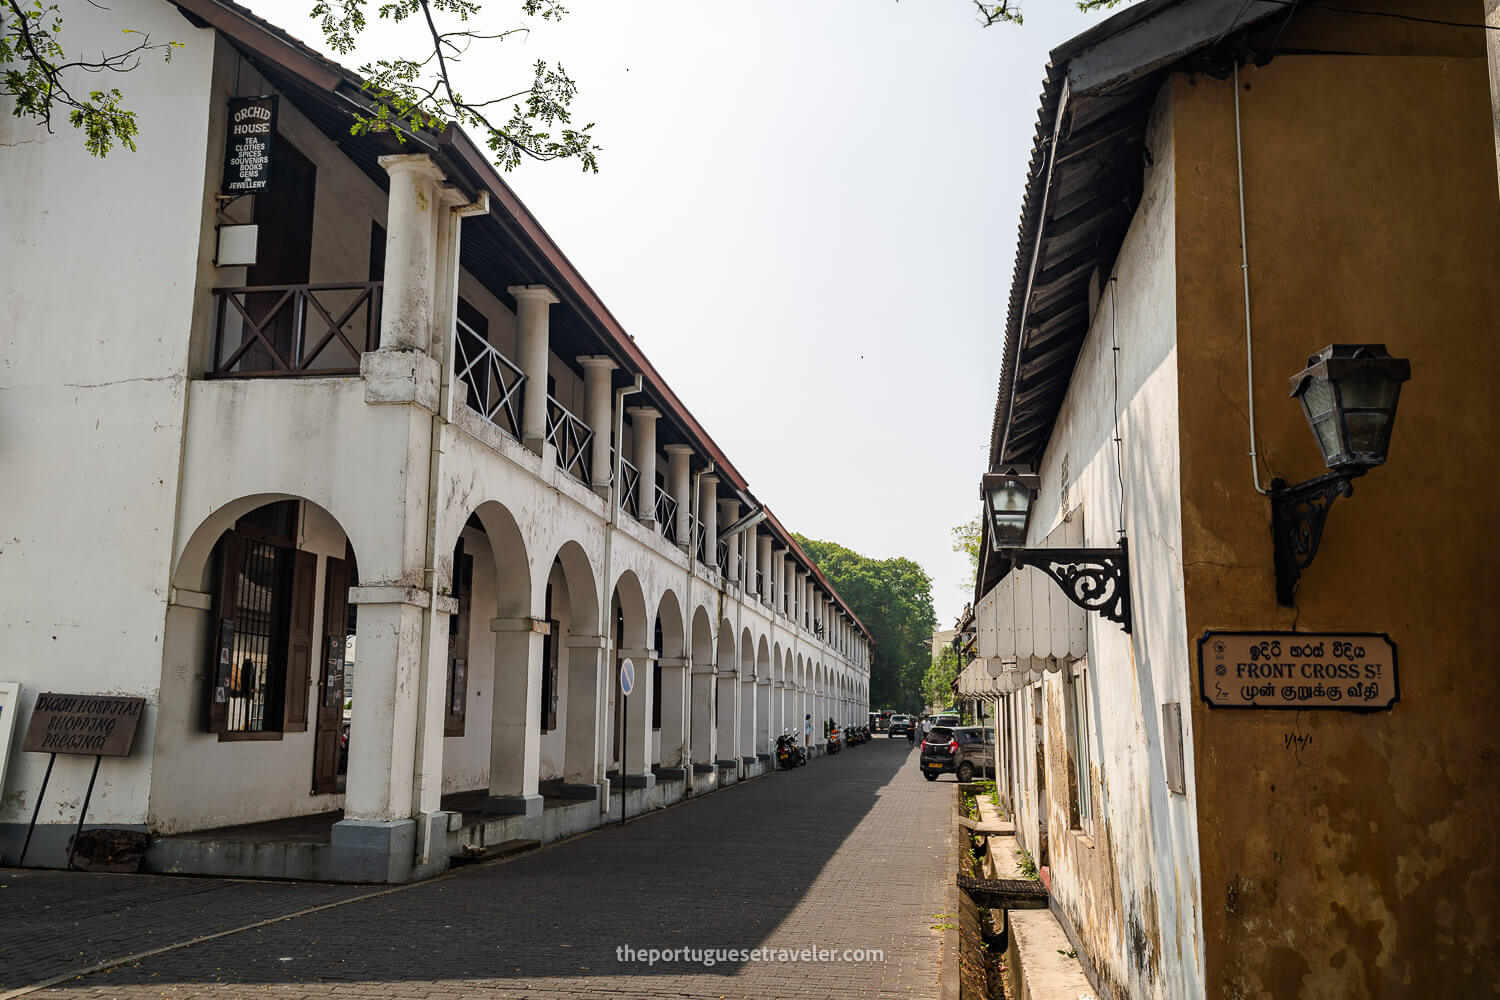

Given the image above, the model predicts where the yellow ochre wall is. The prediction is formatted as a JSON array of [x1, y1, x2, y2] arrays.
[[1172, 20, 1500, 1000]]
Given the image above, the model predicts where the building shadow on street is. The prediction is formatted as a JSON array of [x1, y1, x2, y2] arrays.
[[3, 741, 933, 990]]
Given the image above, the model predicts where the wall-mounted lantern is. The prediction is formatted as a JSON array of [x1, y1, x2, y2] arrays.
[[982, 466, 1039, 549], [1273, 344, 1410, 605], [981, 464, 1132, 634]]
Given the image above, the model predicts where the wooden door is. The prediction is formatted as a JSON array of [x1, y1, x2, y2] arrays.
[[246, 140, 316, 369], [444, 540, 473, 737], [312, 556, 349, 794]]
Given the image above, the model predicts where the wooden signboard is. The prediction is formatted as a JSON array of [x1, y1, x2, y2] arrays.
[[21, 693, 146, 757], [1199, 631, 1398, 711]]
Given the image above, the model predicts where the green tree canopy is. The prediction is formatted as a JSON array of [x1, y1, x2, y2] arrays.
[[922, 645, 963, 712], [794, 534, 936, 714]]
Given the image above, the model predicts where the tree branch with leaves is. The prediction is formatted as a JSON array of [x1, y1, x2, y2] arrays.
[[1, 0, 179, 155], [311, 0, 599, 171]]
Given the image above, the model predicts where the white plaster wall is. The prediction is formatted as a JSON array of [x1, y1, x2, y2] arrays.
[[149, 378, 428, 831], [1006, 89, 1203, 998], [0, 0, 217, 828]]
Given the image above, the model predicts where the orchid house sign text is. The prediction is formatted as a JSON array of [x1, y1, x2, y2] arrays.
[[223, 96, 278, 194], [1198, 631, 1398, 711]]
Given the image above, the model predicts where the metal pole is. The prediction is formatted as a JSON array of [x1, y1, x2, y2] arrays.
[[620, 678, 628, 828], [66, 755, 103, 870], [17, 753, 57, 867]]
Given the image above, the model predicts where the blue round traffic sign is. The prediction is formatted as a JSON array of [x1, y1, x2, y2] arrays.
[[620, 658, 635, 696]]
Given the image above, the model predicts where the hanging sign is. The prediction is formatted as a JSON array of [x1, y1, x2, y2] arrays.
[[21, 693, 147, 757], [1198, 631, 1397, 711], [222, 95, 278, 194]]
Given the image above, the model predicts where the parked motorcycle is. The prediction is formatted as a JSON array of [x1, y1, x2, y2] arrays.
[[827, 727, 841, 755], [775, 730, 806, 770]]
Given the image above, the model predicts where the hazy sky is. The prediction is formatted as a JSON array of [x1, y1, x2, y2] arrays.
[[252, 0, 1123, 626]]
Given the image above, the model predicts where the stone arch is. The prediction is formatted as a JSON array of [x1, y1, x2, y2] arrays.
[[157, 493, 365, 832], [689, 606, 716, 765], [740, 628, 755, 680], [716, 618, 738, 759], [467, 499, 531, 619], [654, 590, 686, 659], [547, 539, 600, 638], [543, 538, 602, 792], [609, 569, 651, 772]]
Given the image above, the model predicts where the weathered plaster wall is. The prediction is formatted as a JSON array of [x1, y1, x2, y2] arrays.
[[1006, 85, 1203, 999], [0, 0, 216, 832], [1172, 52, 1500, 996]]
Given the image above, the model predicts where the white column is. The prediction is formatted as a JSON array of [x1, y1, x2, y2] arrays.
[[757, 535, 773, 603], [659, 656, 690, 768], [621, 650, 657, 782], [665, 444, 693, 546], [377, 154, 446, 353], [343, 592, 426, 822], [740, 663, 757, 761], [745, 527, 759, 596], [628, 406, 660, 522], [716, 667, 740, 764], [691, 659, 717, 765], [563, 635, 606, 790], [756, 673, 771, 755], [718, 499, 741, 580], [782, 557, 793, 617], [510, 284, 559, 454], [578, 355, 616, 492], [698, 474, 719, 565], [486, 617, 547, 816]]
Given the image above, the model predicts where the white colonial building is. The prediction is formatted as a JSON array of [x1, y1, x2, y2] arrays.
[[0, 0, 870, 881]]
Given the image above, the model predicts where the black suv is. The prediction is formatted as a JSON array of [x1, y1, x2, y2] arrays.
[[919, 725, 995, 781]]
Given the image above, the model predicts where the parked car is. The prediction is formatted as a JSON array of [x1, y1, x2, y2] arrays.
[[889, 714, 912, 737], [931, 713, 961, 729], [920, 725, 995, 782]]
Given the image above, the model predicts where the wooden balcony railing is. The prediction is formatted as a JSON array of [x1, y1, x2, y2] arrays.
[[546, 396, 593, 485], [212, 282, 381, 376], [454, 318, 525, 440], [656, 488, 678, 542]]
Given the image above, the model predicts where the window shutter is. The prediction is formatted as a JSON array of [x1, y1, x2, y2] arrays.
[[313, 556, 350, 794], [282, 549, 318, 732], [207, 532, 244, 733], [445, 541, 472, 737], [540, 584, 558, 732]]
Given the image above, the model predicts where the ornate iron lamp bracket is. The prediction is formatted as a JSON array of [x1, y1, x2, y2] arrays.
[[1008, 540, 1132, 634], [1269, 471, 1359, 607]]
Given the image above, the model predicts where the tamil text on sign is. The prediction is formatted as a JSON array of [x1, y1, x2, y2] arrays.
[[1198, 632, 1397, 711], [21, 693, 147, 756]]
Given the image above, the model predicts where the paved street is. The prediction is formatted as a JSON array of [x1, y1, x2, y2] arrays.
[[3, 739, 956, 999]]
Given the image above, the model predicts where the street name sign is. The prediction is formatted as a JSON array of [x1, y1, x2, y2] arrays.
[[1198, 631, 1397, 711]]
